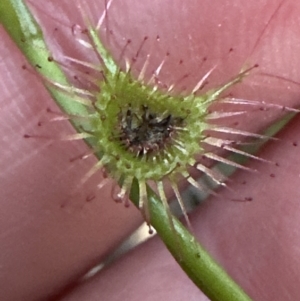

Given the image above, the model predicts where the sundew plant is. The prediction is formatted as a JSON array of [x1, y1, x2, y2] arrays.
[[1, 0, 300, 300]]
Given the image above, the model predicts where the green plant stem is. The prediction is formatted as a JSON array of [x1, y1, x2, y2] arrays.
[[0, 0, 89, 120], [1, 1, 293, 300], [130, 179, 253, 301]]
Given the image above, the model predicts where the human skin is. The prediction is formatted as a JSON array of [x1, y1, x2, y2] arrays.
[[1, 0, 300, 300]]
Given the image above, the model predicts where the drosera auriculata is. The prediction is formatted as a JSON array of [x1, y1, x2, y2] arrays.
[[24, 0, 300, 233]]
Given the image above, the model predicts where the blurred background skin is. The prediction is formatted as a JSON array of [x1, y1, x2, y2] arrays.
[[1, 0, 300, 300]]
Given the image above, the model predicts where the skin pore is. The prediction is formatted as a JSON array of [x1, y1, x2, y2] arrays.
[[1, 0, 300, 300]]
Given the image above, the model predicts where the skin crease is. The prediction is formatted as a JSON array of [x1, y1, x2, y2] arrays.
[[1, 0, 300, 300]]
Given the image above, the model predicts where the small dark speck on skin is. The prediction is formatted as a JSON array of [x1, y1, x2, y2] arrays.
[[293, 142, 298, 147], [275, 162, 280, 167], [270, 173, 275, 178], [148, 228, 154, 235], [245, 197, 253, 201], [86, 195, 96, 202]]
